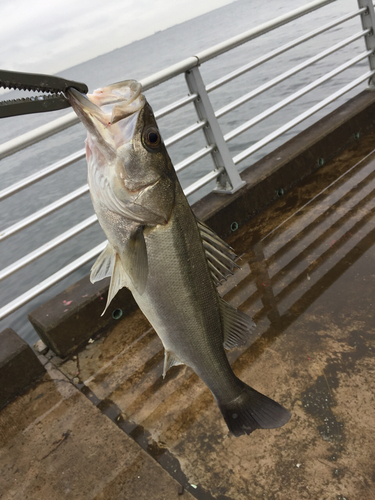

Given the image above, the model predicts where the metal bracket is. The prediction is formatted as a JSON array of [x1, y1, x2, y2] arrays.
[[185, 66, 245, 194], [358, 0, 375, 89]]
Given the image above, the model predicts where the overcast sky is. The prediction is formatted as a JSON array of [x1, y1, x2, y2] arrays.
[[0, 0, 235, 76]]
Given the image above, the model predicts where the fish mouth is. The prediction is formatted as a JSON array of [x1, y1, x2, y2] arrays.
[[66, 80, 146, 152]]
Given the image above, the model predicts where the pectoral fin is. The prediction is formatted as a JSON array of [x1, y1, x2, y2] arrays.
[[121, 225, 148, 295], [220, 297, 256, 350]]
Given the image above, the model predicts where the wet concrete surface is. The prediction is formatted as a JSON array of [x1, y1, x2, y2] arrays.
[[0, 361, 194, 499], [2, 132, 375, 499]]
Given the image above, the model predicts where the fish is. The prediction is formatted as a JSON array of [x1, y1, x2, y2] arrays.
[[66, 81, 291, 437]]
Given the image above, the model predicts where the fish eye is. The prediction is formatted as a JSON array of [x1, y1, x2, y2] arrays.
[[143, 126, 161, 149], [148, 132, 159, 143]]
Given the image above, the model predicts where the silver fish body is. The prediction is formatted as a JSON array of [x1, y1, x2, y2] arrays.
[[133, 184, 237, 398], [67, 82, 290, 436]]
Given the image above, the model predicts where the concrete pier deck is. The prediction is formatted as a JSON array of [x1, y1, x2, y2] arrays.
[[1, 127, 375, 499]]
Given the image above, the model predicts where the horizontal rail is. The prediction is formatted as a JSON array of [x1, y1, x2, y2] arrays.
[[0, 241, 107, 321], [0, 215, 98, 281], [142, 0, 334, 89], [0, 184, 89, 241], [233, 70, 375, 165], [226, 49, 372, 143], [154, 93, 198, 119], [206, 7, 366, 93], [216, 29, 369, 119], [0, 148, 85, 201], [184, 168, 222, 197], [164, 120, 206, 147], [0, 113, 80, 161], [175, 144, 215, 173], [139, 57, 199, 92]]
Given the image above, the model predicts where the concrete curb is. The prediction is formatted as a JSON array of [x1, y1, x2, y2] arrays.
[[28, 274, 137, 358], [0, 328, 46, 409]]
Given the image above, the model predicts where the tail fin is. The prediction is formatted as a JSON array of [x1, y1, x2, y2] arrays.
[[217, 383, 291, 437]]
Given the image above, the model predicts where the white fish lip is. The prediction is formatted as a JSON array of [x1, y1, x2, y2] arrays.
[[66, 80, 145, 125], [66, 86, 100, 113]]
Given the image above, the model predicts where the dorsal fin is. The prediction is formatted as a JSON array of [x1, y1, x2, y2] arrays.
[[219, 297, 256, 350], [196, 218, 239, 286]]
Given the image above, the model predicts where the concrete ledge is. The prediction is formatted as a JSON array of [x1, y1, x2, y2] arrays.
[[27, 89, 375, 357], [28, 274, 138, 358], [194, 89, 375, 238], [0, 375, 195, 500], [0, 328, 46, 409]]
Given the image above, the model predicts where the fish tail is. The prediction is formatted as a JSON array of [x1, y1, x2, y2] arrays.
[[217, 382, 291, 437]]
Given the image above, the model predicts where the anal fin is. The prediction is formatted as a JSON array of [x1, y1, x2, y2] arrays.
[[163, 350, 183, 378]]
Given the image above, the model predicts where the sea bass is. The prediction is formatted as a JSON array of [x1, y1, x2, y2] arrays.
[[67, 81, 290, 437]]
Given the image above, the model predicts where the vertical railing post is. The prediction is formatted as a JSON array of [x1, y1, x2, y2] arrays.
[[358, 0, 375, 88], [185, 66, 246, 193]]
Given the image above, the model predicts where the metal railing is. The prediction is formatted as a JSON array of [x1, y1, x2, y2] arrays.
[[1, 0, 375, 329]]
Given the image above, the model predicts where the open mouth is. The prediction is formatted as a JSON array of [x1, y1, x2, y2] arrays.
[[66, 80, 145, 124], [66, 80, 146, 151]]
